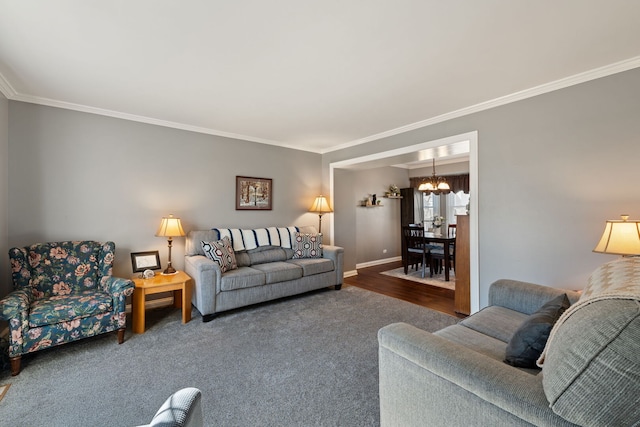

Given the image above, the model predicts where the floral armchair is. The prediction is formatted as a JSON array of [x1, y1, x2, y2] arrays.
[[0, 241, 134, 375]]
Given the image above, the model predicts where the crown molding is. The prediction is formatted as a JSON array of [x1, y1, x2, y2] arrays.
[[323, 56, 640, 154], [0, 73, 17, 99], [5, 90, 321, 153], [2, 56, 639, 154]]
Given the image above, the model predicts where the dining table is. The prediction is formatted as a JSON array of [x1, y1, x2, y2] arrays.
[[421, 232, 456, 281]]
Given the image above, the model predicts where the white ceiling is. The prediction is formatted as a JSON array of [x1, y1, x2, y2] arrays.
[[1, 1, 640, 154]]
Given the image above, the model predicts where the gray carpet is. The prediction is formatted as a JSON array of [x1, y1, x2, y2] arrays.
[[0, 286, 458, 426]]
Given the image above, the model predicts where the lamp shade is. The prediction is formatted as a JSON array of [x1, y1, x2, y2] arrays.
[[309, 195, 333, 214], [155, 214, 186, 237], [593, 215, 640, 256]]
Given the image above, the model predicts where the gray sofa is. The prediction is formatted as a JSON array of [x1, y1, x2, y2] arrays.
[[378, 277, 640, 426], [184, 226, 344, 321]]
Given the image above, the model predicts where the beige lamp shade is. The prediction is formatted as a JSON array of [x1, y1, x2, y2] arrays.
[[155, 214, 186, 237], [155, 214, 186, 275], [309, 195, 333, 214], [309, 195, 332, 233], [593, 215, 640, 256]]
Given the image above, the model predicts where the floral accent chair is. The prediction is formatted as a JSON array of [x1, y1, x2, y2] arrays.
[[0, 241, 134, 376]]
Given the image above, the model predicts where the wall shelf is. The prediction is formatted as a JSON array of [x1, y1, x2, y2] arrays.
[[384, 195, 403, 199]]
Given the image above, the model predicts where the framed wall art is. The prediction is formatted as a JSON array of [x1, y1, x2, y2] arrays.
[[130, 251, 161, 273], [236, 176, 272, 210]]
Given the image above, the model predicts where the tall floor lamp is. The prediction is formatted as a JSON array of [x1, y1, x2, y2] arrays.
[[309, 195, 333, 234], [156, 214, 186, 275]]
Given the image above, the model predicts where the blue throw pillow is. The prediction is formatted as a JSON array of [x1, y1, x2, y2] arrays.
[[504, 293, 570, 368]]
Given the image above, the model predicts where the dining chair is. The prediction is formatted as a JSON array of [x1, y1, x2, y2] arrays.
[[429, 235, 455, 277], [402, 226, 429, 275]]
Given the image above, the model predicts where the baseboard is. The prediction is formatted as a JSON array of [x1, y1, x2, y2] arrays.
[[125, 297, 174, 314], [356, 256, 401, 269], [343, 269, 358, 278]]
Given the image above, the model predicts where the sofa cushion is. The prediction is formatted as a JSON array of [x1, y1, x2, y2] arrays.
[[201, 237, 237, 273], [459, 305, 529, 343], [292, 232, 323, 259], [435, 324, 508, 362], [542, 298, 640, 426], [251, 262, 303, 284], [287, 258, 334, 276], [504, 293, 569, 368], [220, 267, 265, 291]]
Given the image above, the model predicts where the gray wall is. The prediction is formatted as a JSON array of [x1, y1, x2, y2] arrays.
[[333, 168, 357, 274], [6, 102, 323, 287], [326, 68, 640, 307], [0, 93, 8, 297], [353, 166, 409, 264]]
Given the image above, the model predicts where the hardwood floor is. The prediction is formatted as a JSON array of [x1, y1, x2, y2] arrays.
[[344, 260, 466, 318]]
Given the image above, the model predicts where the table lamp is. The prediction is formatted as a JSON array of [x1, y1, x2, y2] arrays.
[[593, 215, 640, 256], [155, 214, 186, 275], [308, 195, 333, 233]]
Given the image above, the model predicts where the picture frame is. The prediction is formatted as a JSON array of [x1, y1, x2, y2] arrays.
[[130, 251, 161, 273], [236, 176, 272, 210]]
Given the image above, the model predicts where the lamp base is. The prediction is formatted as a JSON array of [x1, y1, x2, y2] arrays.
[[161, 266, 178, 275]]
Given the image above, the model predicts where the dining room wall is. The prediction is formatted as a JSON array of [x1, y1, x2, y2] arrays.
[[326, 67, 640, 308], [352, 166, 409, 265]]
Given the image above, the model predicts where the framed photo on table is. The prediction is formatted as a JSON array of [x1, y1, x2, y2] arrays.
[[130, 251, 161, 273], [236, 176, 272, 210]]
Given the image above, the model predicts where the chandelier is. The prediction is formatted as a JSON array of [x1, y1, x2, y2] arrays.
[[418, 159, 451, 194]]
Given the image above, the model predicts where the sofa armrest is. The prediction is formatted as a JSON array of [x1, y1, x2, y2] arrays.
[[378, 322, 573, 426], [184, 255, 221, 317], [322, 245, 344, 284], [488, 279, 581, 315]]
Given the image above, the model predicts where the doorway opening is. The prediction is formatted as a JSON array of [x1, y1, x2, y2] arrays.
[[329, 131, 479, 313]]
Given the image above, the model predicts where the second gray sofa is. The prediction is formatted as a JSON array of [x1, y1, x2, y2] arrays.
[[378, 272, 640, 426]]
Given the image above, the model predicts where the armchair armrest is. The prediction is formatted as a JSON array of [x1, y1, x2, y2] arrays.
[[101, 276, 135, 313], [488, 279, 581, 315], [0, 289, 31, 322], [102, 276, 135, 297], [378, 322, 569, 426], [0, 290, 32, 357]]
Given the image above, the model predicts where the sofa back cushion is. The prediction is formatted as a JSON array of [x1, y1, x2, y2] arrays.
[[541, 298, 640, 426], [247, 247, 288, 265]]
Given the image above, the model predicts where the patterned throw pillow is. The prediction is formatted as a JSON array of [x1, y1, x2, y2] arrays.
[[201, 237, 237, 273], [292, 232, 323, 259]]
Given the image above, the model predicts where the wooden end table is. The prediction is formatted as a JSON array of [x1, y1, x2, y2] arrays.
[[132, 270, 192, 334]]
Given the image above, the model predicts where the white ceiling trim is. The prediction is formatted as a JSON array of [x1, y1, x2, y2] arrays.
[[323, 56, 640, 154], [0, 72, 16, 99], [1, 89, 316, 152], [2, 56, 640, 154]]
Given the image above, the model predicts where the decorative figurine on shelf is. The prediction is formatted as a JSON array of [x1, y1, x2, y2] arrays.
[[372, 194, 377, 205]]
